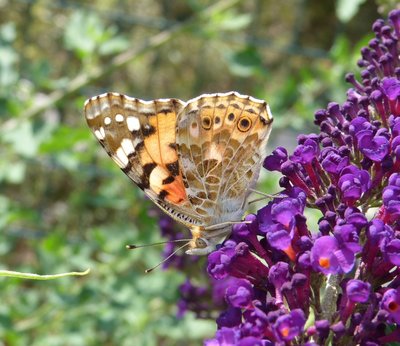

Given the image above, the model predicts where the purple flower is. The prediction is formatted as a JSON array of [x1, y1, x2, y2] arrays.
[[346, 279, 371, 303], [321, 148, 350, 176], [242, 307, 269, 337], [383, 239, 400, 266], [310, 236, 360, 274], [338, 165, 371, 206], [382, 77, 400, 100], [257, 188, 307, 261], [382, 173, 400, 222], [381, 288, 400, 324], [177, 279, 209, 318], [204, 327, 241, 346], [291, 137, 320, 164], [207, 241, 269, 285], [349, 117, 373, 137], [217, 307, 242, 328], [263, 147, 288, 171], [237, 336, 269, 346], [357, 131, 389, 162], [273, 309, 305, 342], [268, 262, 290, 305], [225, 279, 254, 309], [207, 240, 237, 280]]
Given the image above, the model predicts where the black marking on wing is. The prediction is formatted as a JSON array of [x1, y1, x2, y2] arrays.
[[166, 161, 180, 176]]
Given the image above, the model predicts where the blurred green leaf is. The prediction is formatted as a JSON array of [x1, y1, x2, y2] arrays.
[[225, 46, 265, 77], [2, 119, 56, 158], [212, 10, 252, 31], [0, 160, 26, 184], [0, 22, 16, 42], [98, 36, 130, 55], [64, 11, 128, 60], [336, 0, 367, 23], [0, 23, 18, 94]]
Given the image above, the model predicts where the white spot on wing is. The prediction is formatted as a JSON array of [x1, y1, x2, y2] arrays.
[[104, 117, 111, 125], [94, 129, 105, 140], [113, 147, 129, 168], [115, 113, 124, 122], [149, 166, 169, 193], [121, 138, 135, 156], [205, 142, 222, 162], [126, 116, 140, 131]]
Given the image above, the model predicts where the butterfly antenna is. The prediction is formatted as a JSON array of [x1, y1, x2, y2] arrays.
[[126, 238, 191, 249], [144, 241, 191, 274]]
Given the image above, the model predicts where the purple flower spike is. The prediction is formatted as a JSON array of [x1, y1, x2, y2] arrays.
[[174, 9, 400, 345], [381, 288, 400, 324], [274, 309, 305, 342]]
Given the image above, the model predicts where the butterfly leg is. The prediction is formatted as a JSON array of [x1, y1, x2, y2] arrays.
[[204, 220, 252, 231], [248, 188, 287, 201]]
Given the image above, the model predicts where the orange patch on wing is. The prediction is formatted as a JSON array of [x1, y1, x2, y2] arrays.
[[164, 175, 187, 204]]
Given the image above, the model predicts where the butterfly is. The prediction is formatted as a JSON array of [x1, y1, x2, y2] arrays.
[[84, 92, 273, 255]]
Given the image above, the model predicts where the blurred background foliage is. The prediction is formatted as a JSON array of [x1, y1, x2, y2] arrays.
[[0, 0, 395, 344]]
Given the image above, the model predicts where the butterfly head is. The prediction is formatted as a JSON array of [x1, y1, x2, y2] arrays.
[[186, 237, 214, 255], [185, 226, 229, 255]]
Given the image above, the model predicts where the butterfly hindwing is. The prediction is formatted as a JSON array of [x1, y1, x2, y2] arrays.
[[176, 92, 273, 226]]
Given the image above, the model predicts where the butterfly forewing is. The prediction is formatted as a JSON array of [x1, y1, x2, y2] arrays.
[[84, 93, 203, 227]]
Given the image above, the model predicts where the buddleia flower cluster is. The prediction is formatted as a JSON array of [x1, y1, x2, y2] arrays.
[[186, 9, 400, 346]]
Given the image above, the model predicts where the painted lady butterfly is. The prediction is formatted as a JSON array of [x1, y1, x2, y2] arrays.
[[84, 92, 273, 255]]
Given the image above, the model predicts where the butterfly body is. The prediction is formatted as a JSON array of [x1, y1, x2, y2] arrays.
[[84, 92, 273, 255]]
